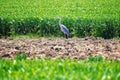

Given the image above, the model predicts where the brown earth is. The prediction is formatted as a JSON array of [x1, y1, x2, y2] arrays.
[[0, 37, 120, 60]]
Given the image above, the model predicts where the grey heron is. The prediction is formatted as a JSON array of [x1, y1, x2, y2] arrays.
[[59, 17, 71, 38]]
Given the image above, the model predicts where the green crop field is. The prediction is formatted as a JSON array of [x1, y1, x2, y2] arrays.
[[0, 57, 120, 80], [0, 0, 120, 79], [0, 0, 119, 19], [0, 0, 120, 38]]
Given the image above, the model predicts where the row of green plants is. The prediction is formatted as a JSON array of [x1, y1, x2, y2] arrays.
[[0, 17, 120, 39], [0, 53, 120, 80]]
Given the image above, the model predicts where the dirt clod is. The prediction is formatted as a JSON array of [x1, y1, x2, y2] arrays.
[[0, 37, 120, 60]]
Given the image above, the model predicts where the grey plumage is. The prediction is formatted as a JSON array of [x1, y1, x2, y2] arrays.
[[59, 18, 71, 38]]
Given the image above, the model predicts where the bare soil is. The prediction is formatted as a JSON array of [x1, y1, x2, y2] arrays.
[[0, 37, 120, 60]]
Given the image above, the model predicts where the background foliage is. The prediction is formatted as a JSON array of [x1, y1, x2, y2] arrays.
[[0, 0, 120, 38]]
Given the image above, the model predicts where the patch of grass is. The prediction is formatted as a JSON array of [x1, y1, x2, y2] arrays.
[[0, 0, 119, 19], [0, 57, 120, 80], [10, 33, 40, 38]]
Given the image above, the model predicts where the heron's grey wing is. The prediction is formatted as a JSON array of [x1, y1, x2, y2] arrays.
[[61, 24, 70, 35]]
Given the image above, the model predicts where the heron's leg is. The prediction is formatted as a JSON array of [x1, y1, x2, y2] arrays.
[[63, 33, 65, 37], [66, 35, 67, 39], [62, 33, 65, 38], [63, 34, 67, 38], [65, 34, 68, 39]]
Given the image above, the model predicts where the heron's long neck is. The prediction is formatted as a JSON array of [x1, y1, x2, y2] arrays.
[[59, 18, 61, 25]]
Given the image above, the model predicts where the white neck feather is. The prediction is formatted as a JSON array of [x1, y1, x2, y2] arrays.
[[59, 18, 61, 25]]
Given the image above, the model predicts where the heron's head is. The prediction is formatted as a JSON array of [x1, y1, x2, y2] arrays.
[[57, 16, 62, 20]]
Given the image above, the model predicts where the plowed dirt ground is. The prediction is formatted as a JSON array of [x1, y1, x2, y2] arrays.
[[0, 37, 120, 60]]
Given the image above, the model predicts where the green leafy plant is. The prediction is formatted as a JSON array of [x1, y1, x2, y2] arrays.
[[89, 54, 103, 61], [15, 52, 27, 60], [0, 58, 120, 80]]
